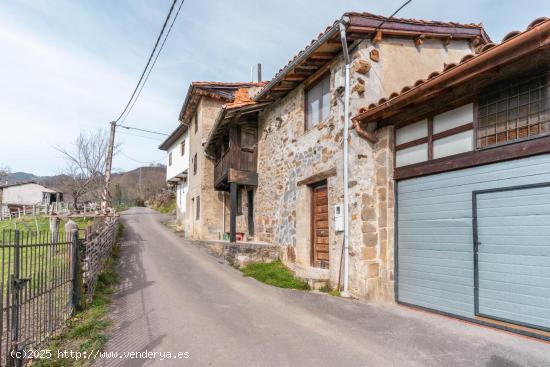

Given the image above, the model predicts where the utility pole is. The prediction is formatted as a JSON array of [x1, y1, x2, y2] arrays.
[[101, 121, 116, 213]]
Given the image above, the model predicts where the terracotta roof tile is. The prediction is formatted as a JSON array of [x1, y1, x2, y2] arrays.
[[353, 16, 550, 122], [256, 11, 489, 101]]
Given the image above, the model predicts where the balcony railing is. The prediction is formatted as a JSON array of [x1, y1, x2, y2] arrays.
[[214, 149, 231, 187]]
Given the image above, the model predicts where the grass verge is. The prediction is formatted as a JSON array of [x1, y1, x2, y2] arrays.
[[33, 223, 124, 367], [151, 199, 176, 215], [319, 284, 341, 297], [0, 216, 93, 232], [240, 260, 310, 290]]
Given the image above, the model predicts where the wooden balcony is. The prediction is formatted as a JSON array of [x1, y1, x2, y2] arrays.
[[214, 145, 258, 190]]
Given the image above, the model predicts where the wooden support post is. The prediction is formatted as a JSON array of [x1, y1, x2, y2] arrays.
[[230, 182, 237, 243], [70, 229, 82, 312]]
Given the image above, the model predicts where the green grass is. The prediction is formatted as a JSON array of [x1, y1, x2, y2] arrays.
[[152, 199, 176, 215], [0, 216, 93, 233], [240, 260, 310, 290], [319, 284, 341, 297], [34, 223, 123, 367]]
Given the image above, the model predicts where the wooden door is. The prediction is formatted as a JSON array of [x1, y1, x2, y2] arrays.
[[312, 185, 329, 268]]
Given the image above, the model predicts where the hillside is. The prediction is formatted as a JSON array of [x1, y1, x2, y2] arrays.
[[6, 171, 38, 183], [5, 166, 167, 207], [111, 166, 166, 206]]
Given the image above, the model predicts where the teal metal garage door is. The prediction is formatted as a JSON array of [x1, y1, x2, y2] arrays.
[[397, 153, 550, 331], [474, 184, 550, 331]]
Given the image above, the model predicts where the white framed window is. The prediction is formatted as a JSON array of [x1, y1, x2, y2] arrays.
[[306, 74, 330, 130]]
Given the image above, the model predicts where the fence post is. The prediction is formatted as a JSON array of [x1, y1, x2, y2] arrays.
[[70, 229, 82, 313], [7, 230, 21, 367]]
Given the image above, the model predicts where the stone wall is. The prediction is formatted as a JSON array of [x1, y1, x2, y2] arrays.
[[254, 37, 473, 300], [186, 97, 225, 241], [195, 240, 280, 268]]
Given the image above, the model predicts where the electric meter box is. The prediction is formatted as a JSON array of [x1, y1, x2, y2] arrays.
[[334, 204, 344, 232]]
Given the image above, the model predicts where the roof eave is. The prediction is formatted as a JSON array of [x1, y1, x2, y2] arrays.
[[353, 19, 550, 125], [158, 124, 188, 151], [253, 20, 343, 102], [204, 107, 228, 158]]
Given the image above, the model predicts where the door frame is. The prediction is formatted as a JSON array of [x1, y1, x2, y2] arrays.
[[310, 180, 328, 268], [472, 181, 550, 332]]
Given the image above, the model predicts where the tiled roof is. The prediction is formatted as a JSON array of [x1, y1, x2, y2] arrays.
[[255, 11, 489, 102], [345, 11, 485, 30], [353, 17, 550, 123], [178, 81, 266, 123], [191, 81, 266, 101]]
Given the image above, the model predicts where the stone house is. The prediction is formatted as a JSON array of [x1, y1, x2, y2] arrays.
[[352, 17, 550, 339], [204, 87, 267, 242], [159, 123, 190, 228], [176, 82, 266, 240], [245, 12, 489, 300]]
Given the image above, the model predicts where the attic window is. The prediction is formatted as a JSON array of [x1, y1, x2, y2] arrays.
[[477, 75, 550, 148], [305, 73, 330, 131]]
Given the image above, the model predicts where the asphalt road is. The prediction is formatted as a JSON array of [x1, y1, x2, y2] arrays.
[[97, 207, 550, 367]]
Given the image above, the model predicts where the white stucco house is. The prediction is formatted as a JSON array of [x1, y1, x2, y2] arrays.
[[0, 181, 63, 217], [0, 181, 63, 206], [159, 123, 189, 227]]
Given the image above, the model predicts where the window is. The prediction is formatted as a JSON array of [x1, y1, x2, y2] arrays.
[[395, 104, 474, 167], [180, 141, 185, 156], [195, 196, 200, 220], [168, 152, 172, 166], [194, 111, 198, 134], [306, 73, 330, 130], [193, 153, 197, 175], [477, 75, 549, 148]]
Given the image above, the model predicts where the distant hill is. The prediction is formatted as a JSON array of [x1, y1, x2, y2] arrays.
[[6, 172, 38, 183], [5, 166, 167, 207], [110, 166, 166, 206]]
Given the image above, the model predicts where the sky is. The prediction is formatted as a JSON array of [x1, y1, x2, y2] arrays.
[[1, 0, 549, 176]]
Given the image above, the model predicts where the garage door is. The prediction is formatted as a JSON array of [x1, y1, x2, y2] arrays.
[[475, 184, 550, 330], [397, 153, 550, 330]]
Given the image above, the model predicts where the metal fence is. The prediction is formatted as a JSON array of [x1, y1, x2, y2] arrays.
[[0, 216, 118, 366]]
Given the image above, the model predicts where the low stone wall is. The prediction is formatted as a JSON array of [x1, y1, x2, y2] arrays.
[[194, 240, 280, 268]]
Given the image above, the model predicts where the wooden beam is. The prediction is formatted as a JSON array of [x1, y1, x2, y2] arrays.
[[297, 167, 337, 186], [284, 75, 308, 81], [309, 52, 337, 60], [395, 135, 550, 180], [230, 182, 237, 243], [395, 136, 429, 151], [432, 122, 473, 141], [347, 15, 485, 39], [228, 169, 258, 186]]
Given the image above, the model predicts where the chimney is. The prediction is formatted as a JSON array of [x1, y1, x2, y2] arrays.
[[257, 63, 262, 82]]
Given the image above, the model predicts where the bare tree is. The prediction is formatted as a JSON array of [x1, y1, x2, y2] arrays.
[[55, 129, 112, 209], [0, 165, 10, 185]]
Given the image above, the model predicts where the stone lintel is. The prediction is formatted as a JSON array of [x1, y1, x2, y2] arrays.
[[297, 167, 337, 186]]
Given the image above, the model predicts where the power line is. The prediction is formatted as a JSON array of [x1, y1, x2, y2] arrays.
[[113, 0, 178, 124], [117, 130, 165, 141], [121, 0, 186, 124], [118, 124, 169, 136], [119, 151, 165, 164], [372, 0, 413, 35]]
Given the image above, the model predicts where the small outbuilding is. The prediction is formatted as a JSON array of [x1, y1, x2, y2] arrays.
[[0, 181, 63, 208]]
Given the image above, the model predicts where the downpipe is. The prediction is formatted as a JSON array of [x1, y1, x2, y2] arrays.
[[339, 22, 351, 298]]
